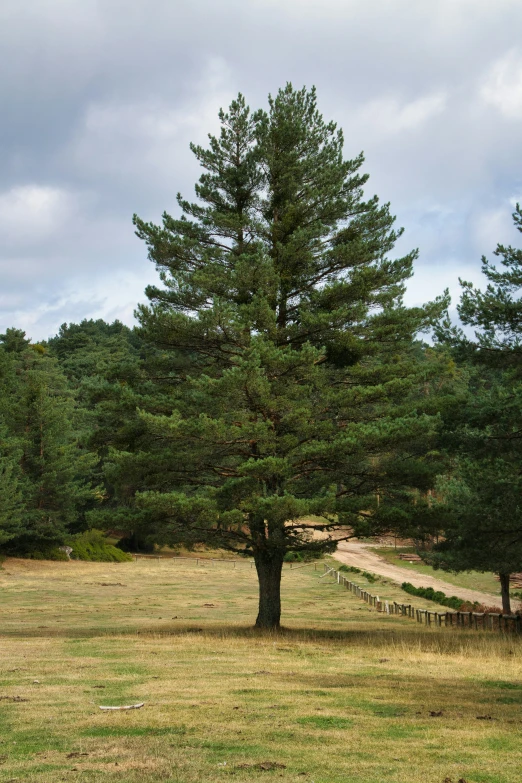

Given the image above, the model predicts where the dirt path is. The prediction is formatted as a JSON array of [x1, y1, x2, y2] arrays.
[[333, 540, 521, 611]]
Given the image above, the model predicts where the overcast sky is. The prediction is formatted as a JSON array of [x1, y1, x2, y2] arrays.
[[1, 0, 522, 340]]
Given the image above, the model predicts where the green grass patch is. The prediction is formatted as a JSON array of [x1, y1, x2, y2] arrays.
[[297, 715, 353, 729], [468, 773, 512, 783], [82, 725, 188, 738], [481, 680, 522, 689], [484, 736, 519, 751], [379, 724, 425, 739]]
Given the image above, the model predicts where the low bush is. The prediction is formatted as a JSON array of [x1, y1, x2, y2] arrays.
[[338, 565, 377, 582], [284, 550, 319, 563], [338, 565, 361, 574], [284, 551, 304, 563], [69, 530, 133, 562], [25, 547, 69, 561], [401, 582, 465, 610], [402, 583, 505, 613]]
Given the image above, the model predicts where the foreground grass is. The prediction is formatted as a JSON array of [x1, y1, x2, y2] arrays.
[[0, 558, 521, 783], [369, 548, 502, 597]]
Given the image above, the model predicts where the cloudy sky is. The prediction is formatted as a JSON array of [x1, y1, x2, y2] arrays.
[[1, 0, 522, 340]]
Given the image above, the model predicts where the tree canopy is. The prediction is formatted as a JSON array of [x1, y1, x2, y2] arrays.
[[0, 330, 97, 556], [128, 85, 448, 627], [434, 204, 522, 612]]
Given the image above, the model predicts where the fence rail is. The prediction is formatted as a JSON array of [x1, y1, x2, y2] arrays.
[[132, 554, 320, 571], [323, 565, 522, 634]]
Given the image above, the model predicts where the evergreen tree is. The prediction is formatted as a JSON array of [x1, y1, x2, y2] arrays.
[[434, 204, 522, 613], [48, 319, 169, 549], [131, 86, 447, 628], [433, 454, 522, 613], [458, 202, 522, 354], [0, 341, 25, 545], [0, 332, 97, 554], [0, 448, 24, 546]]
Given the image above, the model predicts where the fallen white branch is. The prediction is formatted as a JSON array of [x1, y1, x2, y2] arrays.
[[99, 702, 144, 711]]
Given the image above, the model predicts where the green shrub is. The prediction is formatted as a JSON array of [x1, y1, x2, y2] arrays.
[[284, 551, 304, 563], [26, 547, 69, 561], [401, 581, 465, 610], [69, 530, 133, 562], [284, 550, 320, 563], [338, 565, 377, 582]]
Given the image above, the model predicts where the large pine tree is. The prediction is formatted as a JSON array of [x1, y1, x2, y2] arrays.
[[132, 86, 447, 628]]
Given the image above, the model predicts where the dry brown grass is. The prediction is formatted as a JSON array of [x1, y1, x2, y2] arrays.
[[0, 557, 521, 782]]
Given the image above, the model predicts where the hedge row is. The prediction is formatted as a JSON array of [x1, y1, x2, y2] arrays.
[[338, 564, 377, 583], [401, 582, 465, 611]]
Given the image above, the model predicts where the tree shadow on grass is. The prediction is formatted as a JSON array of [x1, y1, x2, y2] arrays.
[[2, 621, 517, 657]]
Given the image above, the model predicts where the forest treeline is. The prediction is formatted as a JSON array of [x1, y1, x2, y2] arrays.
[[1, 85, 522, 624]]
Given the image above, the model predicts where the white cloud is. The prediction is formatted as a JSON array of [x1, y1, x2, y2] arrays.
[[471, 202, 522, 256], [1, 267, 153, 341], [404, 262, 486, 310], [68, 57, 234, 193], [355, 92, 447, 136], [481, 49, 522, 118], [0, 185, 75, 246]]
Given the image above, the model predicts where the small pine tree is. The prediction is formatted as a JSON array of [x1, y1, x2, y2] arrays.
[[435, 204, 522, 613]]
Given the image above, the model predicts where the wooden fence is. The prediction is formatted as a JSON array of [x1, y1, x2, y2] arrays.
[[323, 565, 522, 634], [133, 554, 320, 571]]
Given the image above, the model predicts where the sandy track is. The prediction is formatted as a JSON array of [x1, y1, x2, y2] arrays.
[[333, 540, 520, 611]]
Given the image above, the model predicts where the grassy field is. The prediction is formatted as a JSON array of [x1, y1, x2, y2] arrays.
[[369, 548, 502, 596], [0, 557, 521, 783]]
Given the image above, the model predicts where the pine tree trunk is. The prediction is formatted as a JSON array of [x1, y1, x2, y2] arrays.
[[254, 550, 284, 629], [499, 572, 511, 614]]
